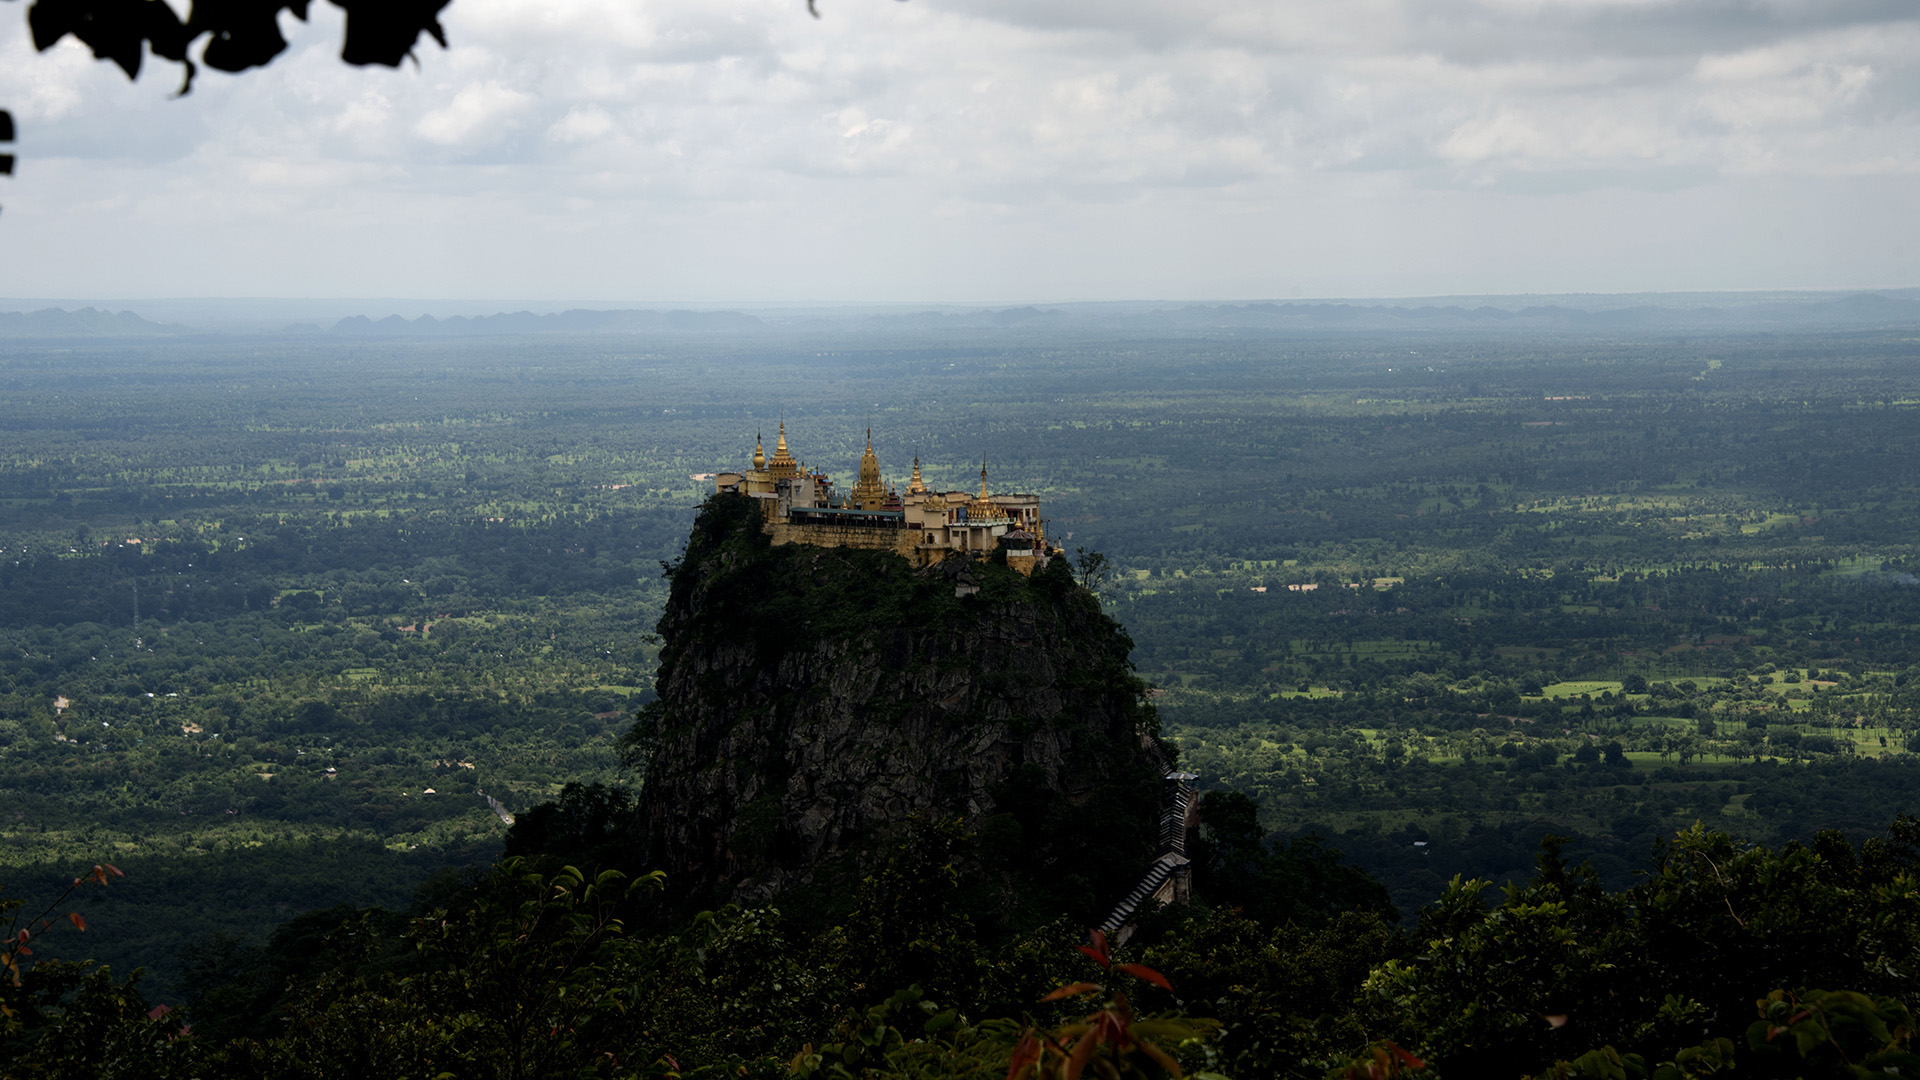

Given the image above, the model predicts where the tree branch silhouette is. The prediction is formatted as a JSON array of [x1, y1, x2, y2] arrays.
[[22, 0, 454, 96], [0, 0, 453, 211], [0, 0, 839, 208]]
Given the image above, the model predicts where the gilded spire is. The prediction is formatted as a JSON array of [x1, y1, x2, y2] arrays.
[[853, 426, 886, 509], [970, 460, 998, 519], [907, 454, 926, 495], [768, 418, 798, 478], [753, 431, 766, 471]]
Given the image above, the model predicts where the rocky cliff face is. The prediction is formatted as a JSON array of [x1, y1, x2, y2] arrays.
[[634, 494, 1170, 922]]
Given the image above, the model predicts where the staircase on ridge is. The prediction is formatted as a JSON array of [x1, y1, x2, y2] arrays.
[[1098, 771, 1200, 940]]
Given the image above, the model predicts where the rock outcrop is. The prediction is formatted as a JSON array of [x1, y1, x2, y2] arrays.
[[634, 493, 1170, 922]]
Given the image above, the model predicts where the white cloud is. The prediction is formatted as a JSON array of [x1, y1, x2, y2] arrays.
[[415, 81, 536, 146], [1, 0, 1919, 299], [549, 105, 616, 143]]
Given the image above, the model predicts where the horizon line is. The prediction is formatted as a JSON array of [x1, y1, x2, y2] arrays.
[[1, 285, 1918, 311]]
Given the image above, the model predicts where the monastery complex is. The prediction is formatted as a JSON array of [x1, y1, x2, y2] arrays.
[[713, 424, 1061, 574]]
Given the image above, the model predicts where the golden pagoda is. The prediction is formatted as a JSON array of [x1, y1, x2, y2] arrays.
[[851, 428, 889, 510], [969, 462, 1005, 521], [767, 420, 801, 480], [712, 424, 1056, 574]]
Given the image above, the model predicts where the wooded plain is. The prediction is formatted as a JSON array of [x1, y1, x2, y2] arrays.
[[5, 315, 1920, 987]]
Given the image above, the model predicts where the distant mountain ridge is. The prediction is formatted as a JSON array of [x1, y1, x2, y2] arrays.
[[0, 307, 183, 337], [7, 291, 1920, 339], [868, 305, 1067, 329], [1110, 291, 1920, 332], [830, 292, 1920, 335], [327, 308, 763, 337]]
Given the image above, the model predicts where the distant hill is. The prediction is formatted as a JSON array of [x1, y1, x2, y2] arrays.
[[1103, 292, 1920, 332], [12, 293, 1920, 340], [870, 305, 1068, 329], [328, 308, 763, 337], [0, 307, 184, 337], [794, 293, 1920, 337]]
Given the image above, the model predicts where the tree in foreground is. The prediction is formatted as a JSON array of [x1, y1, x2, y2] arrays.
[[0, 0, 454, 200], [23, 0, 453, 92], [15, 816, 1920, 1079]]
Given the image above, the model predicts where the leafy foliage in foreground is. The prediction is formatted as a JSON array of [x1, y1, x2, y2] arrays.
[[10, 817, 1920, 1079], [1353, 821, 1920, 1080]]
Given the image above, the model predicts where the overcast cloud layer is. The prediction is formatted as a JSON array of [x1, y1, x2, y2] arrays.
[[1, 0, 1917, 301]]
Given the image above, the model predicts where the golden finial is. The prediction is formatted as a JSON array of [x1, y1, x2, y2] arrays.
[[753, 431, 766, 470], [853, 425, 885, 507]]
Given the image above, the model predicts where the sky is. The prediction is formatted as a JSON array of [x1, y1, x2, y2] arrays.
[[1, 0, 1918, 304]]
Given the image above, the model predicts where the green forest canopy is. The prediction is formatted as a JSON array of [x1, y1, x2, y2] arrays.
[[6, 324, 1920, 1074]]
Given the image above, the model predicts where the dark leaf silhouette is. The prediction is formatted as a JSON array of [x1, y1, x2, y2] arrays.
[[337, 0, 450, 67], [197, 0, 297, 73], [25, 0, 450, 96], [29, 0, 194, 85]]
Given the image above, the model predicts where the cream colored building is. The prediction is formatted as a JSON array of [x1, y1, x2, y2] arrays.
[[714, 424, 1057, 573]]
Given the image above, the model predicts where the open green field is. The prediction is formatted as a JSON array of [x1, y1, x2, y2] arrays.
[[7, 324, 1920, 967]]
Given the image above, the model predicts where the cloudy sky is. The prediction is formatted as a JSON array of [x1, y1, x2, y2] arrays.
[[1, 0, 1917, 303]]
